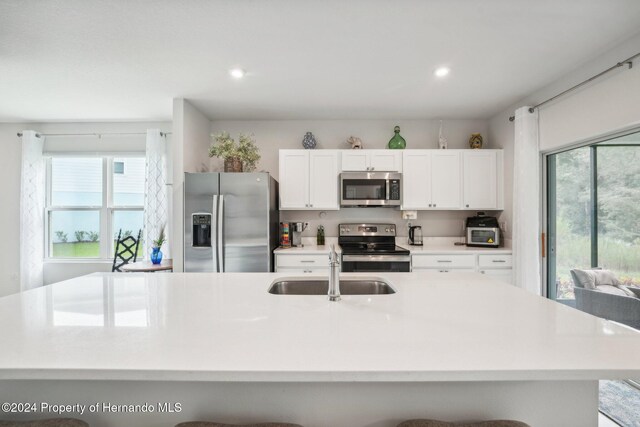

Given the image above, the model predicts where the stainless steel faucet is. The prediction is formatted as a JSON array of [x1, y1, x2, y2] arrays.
[[328, 244, 341, 301]]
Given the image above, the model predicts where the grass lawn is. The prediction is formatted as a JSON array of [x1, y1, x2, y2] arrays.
[[52, 241, 144, 258]]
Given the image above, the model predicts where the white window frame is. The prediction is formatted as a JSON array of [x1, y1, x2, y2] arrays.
[[45, 155, 145, 261]]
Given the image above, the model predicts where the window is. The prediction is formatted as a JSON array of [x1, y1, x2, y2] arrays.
[[47, 156, 145, 259], [547, 132, 640, 300], [113, 161, 125, 174]]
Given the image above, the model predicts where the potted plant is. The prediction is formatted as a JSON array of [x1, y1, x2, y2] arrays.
[[150, 226, 166, 265], [209, 131, 261, 172]]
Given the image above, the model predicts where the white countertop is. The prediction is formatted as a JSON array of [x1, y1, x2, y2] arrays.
[[274, 237, 511, 255], [1, 271, 639, 382]]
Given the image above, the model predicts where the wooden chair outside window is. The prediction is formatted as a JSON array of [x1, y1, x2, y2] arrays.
[[112, 229, 142, 272]]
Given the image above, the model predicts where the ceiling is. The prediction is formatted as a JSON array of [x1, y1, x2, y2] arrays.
[[2, 0, 640, 122]]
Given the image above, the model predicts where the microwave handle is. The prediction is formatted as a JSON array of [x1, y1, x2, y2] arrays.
[[386, 181, 390, 200]]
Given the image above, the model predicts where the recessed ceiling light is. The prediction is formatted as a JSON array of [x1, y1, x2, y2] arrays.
[[229, 68, 246, 79], [434, 67, 450, 78]]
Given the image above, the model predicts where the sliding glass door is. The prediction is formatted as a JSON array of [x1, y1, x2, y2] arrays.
[[547, 133, 640, 301]]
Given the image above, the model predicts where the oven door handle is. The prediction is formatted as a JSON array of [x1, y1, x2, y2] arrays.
[[342, 255, 411, 262]]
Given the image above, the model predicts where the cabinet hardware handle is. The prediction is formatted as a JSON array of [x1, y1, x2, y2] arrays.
[[304, 270, 312, 273], [433, 204, 436, 207], [300, 260, 315, 263], [439, 270, 449, 273], [310, 204, 313, 207], [371, 167, 374, 170], [466, 204, 469, 207], [492, 260, 506, 263], [437, 260, 452, 263], [428, 204, 432, 207]]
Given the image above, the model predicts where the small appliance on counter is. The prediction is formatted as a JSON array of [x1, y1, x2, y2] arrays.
[[465, 213, 500, 248], [408, 225, 423, 246], [291, 222, 308, 247]]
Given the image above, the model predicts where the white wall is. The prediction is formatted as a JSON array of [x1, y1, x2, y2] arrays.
[[171, 99, 212, 272], [210, 119, 493, 237], [0, 121, 171, 296], [488, 31, 640, 238]]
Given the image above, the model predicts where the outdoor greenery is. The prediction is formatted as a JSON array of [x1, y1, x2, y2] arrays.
[[51, 241, 144, 258], [554, 145, 640, 298]]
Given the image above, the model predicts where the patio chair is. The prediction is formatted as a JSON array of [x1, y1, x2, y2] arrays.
[[112, 229, 142, 272], [571, 268, 640, 329]]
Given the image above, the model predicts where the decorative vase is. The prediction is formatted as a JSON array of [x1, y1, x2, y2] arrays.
[[388, 126, 406, 149], [469, 133, 483, 149], [302, 132, 317, 149], [150, 247, 163, 265], [224, 157, 243, 172], [438, 120, 448, 149]]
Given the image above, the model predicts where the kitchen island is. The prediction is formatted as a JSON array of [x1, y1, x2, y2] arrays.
[[1, 272, 639, 427]]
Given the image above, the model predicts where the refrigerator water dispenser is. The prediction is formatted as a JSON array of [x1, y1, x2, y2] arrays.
[[192, 213, 212, 247]]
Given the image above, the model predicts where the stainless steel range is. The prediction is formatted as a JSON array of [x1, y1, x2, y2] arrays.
[[339, 223, 411, 272]]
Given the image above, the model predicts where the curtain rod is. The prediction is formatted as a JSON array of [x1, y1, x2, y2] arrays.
[[508, 51, 640, 122], [17, 131, 172, 138]]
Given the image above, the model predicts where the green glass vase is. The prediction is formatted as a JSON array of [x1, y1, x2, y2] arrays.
[[388, 126, 406, 149]]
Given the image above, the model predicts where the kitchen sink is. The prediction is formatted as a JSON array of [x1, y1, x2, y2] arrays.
[[268, 278, 396, 295]]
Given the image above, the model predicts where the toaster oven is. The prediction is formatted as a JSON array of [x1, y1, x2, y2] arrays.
[[466, 214, 500, 247]]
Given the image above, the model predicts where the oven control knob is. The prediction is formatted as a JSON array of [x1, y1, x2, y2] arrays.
[[385, 228, 390, 232]]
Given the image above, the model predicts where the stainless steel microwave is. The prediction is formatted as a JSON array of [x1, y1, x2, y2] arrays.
[[340, 172, 402, 207]]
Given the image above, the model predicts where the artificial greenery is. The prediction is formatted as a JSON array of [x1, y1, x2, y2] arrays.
[[153, 226, 166, 248], [209, 131, 261, 172]]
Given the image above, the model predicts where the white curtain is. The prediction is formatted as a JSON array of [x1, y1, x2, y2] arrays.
[[20, 130, 45, 291], [144, 129, 171, 259], [513, 107, 541, 295]]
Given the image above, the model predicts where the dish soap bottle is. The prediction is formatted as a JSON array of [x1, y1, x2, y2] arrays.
[[388, 125, 406, 149], [317, 225, 325, 246]]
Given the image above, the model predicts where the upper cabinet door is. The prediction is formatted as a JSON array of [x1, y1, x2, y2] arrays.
[[279, 150, 309, 210], [309, 151, 340, 210], [431, 151, 462, 209], [369, 150, 402, 172], [462, 151, 498, 209], [341, 151, 369, 171], [402, 151, 431, 209]]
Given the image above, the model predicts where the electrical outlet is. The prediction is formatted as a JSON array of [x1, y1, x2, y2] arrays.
[[401, 210, 417, 220], [500, 221, 507, 233]]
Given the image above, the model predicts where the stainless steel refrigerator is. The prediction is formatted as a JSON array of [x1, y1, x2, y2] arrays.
[[184, 172, 279, 272]]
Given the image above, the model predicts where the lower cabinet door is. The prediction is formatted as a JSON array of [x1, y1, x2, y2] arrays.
[[479, 268, 513, 284], [275, 267, 330, 274]]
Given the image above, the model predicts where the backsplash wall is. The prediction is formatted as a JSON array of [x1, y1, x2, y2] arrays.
[[209, 119, 496, 238], [280, 209, 502, 238]]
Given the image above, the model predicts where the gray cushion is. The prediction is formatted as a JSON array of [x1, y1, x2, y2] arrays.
[[0, 419, 89, 427], [570, 268, 619, 290], [396, 420, 530, 427], [596, 284, 631, 297], [622, 286, 640, 299]]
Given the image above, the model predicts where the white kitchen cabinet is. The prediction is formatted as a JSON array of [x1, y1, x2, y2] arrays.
[[479, 268, 513, 285], [411, 252, 512, 282], [309, 151, 340, 209], [279, 150, 340, 210], [412, 254, 476, 269], [279, 150, 309, 209], [462, 150, 504, 210], [478, 254, 513, 285], [341, 150, 401, 172], [402, 150, 461, 210], [275, 253, 331, 273]]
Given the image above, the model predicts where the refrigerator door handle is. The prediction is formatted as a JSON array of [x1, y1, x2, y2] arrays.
[[212, 195, 219, 272], [217, 194, 224, 272]]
